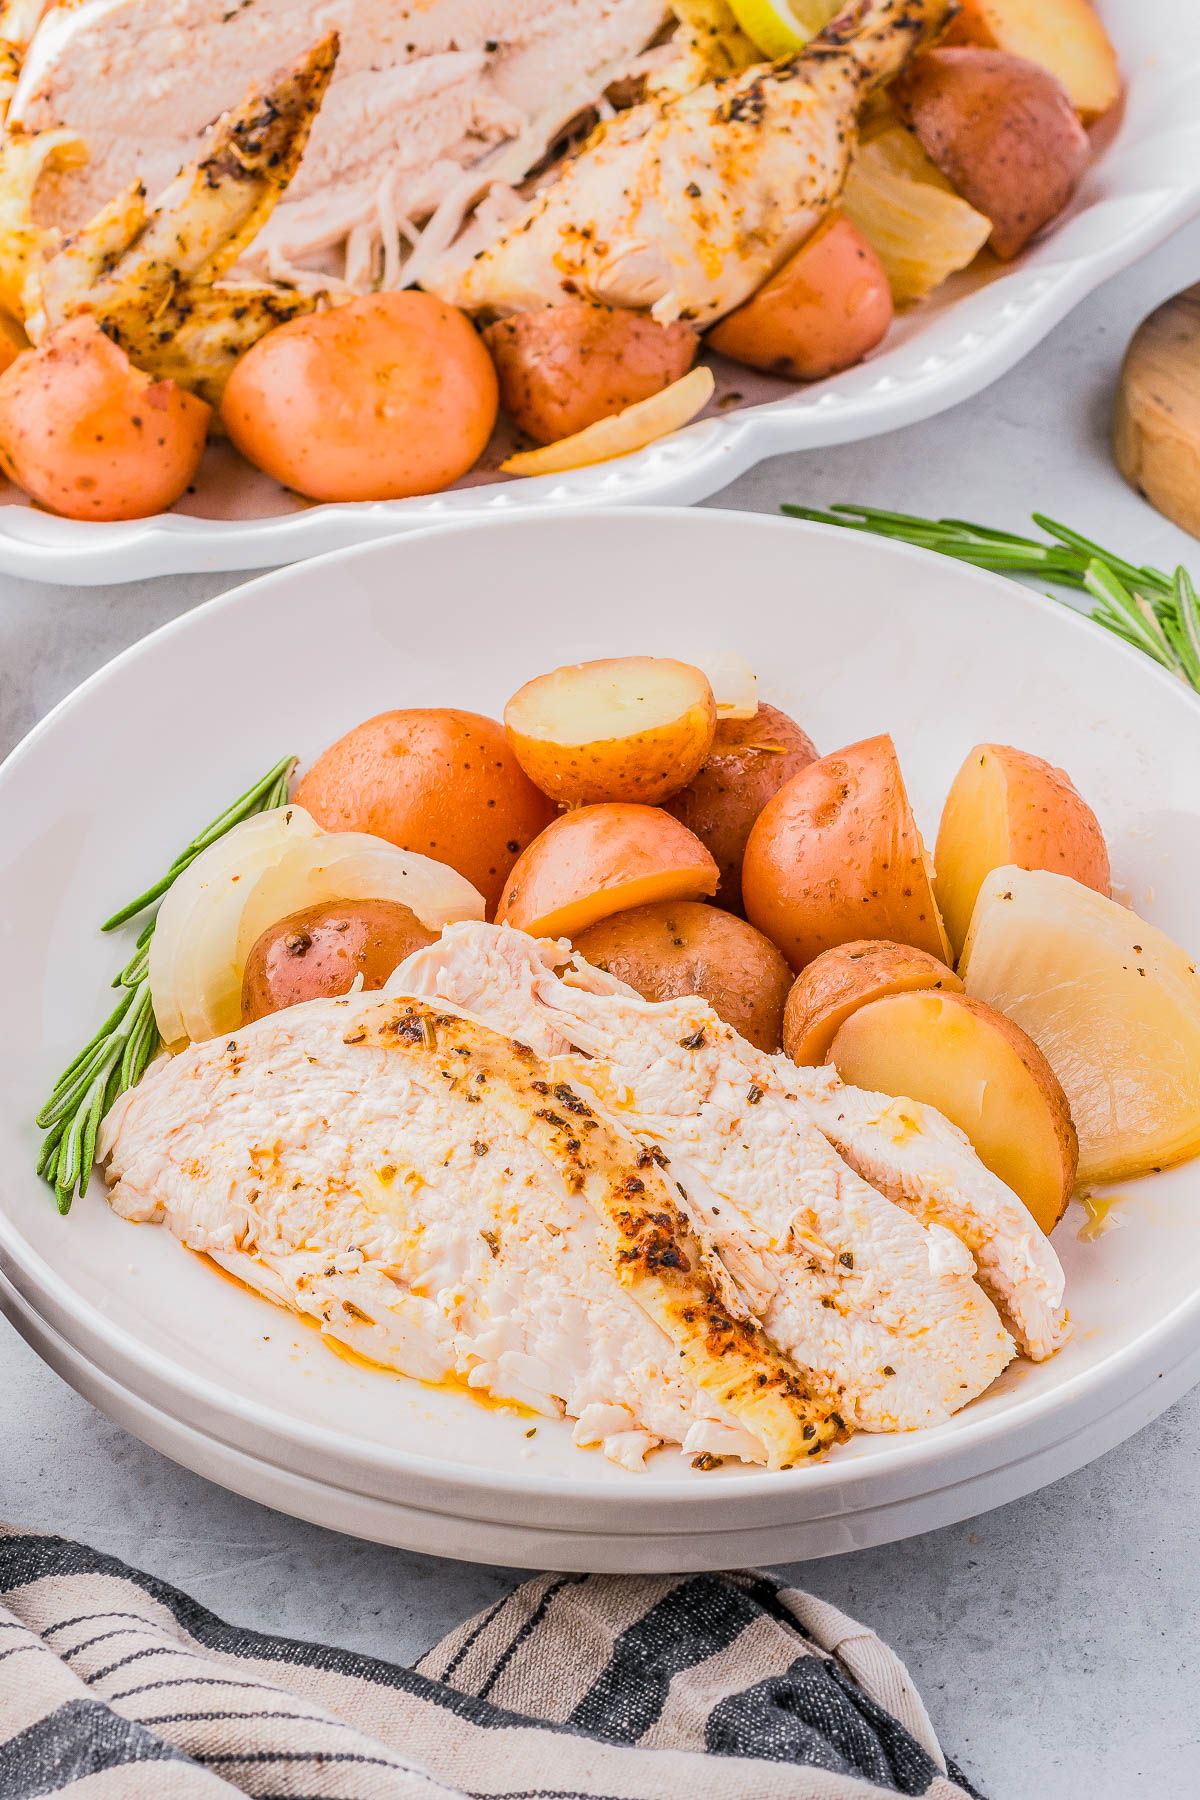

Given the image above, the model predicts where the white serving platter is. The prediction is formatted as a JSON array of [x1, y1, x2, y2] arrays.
[[0, 0, 1195, 585], [2, 507, 1199, 1569]]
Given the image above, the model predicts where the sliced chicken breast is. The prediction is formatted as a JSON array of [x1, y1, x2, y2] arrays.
[[12, 0, 667, 284], [780, 1067, 1069, 1362], [101, 993, 842, 1469], [393, 924, 1022, 1429]]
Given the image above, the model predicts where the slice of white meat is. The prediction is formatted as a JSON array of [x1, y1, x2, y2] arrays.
[[392, 925, 1020, 1429], [395, 922, 1069, 1360], [101, 994, 841, 1470], [779, 1066, 1069, 1362]]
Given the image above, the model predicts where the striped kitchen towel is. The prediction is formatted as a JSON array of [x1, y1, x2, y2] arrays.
[[0, 1526, 983, 1799]]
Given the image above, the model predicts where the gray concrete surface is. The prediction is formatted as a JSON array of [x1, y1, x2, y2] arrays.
[[5, 218, 1200, 1800]]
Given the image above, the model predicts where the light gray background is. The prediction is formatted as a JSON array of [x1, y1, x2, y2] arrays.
[[5, 220, 1200, 1800]]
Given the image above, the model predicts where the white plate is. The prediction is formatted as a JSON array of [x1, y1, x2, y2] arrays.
[[2, 507, 1200, 1569], [0, 0, 1196, 585]]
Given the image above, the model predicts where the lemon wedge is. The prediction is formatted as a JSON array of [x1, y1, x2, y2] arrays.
[[501, 367, 715, 477], [724, 0, 837, 59]]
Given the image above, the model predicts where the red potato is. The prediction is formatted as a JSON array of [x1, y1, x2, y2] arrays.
[[572, 899, 793, 1052], [782, 938, 962, 1066], [504, 655, 717, 807], [497, 804, 718, 939], [484, 303, 697, 446], [942, 0, 1120, 122], [295, 708, 555, 916], [935, 742, 1111, 955], [891, 48, 1090, 261], [241, 898, 436, 1023], [827, 988, 1078, 1236], [221, 292, 498, 501], [705, 213, 893, 381], [665, 703, 818, 913], [741, 734, 951, 972], [0, 316, 209, 520]]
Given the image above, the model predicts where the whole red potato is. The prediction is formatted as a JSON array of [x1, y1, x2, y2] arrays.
[[0, 317, 210, 520], [221, 291, 498, 501]]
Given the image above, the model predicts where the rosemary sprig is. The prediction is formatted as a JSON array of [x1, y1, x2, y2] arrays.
[[37, 754, 295, 1214], [781, 504, 1200, 696]]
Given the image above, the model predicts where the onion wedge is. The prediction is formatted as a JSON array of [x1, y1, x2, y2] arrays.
[[149, 806, 485, 1046], [691, 649, 758, 720], [150, 804, 321, 1048], [500, 366, 715, 476]]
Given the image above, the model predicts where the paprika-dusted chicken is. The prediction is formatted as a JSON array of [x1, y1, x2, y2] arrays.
[[101, 995, 847, 1471], [395, 921, 1070, 1362], [100, 921, 1023, 1468], [429, 0, 953, 324]]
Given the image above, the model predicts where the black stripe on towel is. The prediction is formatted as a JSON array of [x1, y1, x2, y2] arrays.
[[0, 1698, 194, 1796], [0, 1537, 567, 1740], [567, 1574, 770, 1740]]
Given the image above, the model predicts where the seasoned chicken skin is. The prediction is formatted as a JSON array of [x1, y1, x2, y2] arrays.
[[101, 995, 845, 1470], [394, 922, 1069, 1368], [430, 0, 953, 324], [392, 925, 1027, 1431], [11, 0, 668, 285]]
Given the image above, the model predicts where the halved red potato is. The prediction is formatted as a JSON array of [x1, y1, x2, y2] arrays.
[[504, 656, 717, 806], [827, 988, 1078, 1235], [935, 742, 1110, 955], [891, 48, 1090, 261], [483, 303, 698, 446], [665, 703, 818, 913], [782, 938, 962, 1065], [943, 0, 1120, 121], [742, 734, 951, 971], [497, 804, 718, 938], [706, 213, 893, 381]]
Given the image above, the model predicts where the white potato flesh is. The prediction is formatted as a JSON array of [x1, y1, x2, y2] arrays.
[[504, 655, 717, 805], [962, 866, 1200, 1184]]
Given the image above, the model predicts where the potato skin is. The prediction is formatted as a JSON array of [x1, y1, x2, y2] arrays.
[[665, 704, 818, 914], [483, 303, 697, 446], [935, 741, 1111, 955], [504, 656, 717, 806], [783, 938, 962, 1066], [942, 0, 1120, 122], [241, 899, 437, 1023], [497, 803, 718, 939], [706, 214, 893, 381], [742, 734, 950, 971], [891, 48, 1090, 260], [221, 292, 498, 501], [294, 708, 555, 915], [572, 899, 792, 1051], [0, 316, 210, 520]]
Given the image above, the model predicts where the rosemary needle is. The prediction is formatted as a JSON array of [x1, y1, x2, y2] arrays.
[[37, 753, 296, 1214], [781, 504, 1200, 696]]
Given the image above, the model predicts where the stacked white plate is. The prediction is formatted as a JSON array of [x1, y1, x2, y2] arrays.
[[3, 510, 1200, 1569], [0, 0, 1196, 583]]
